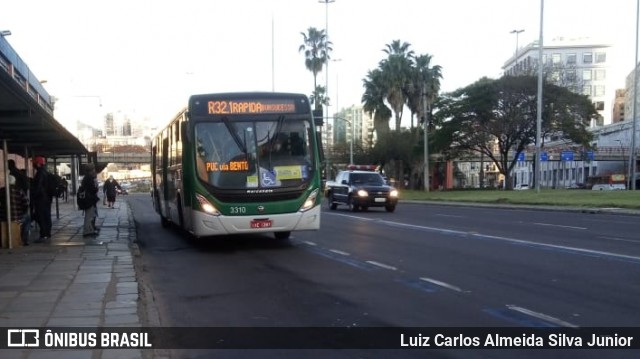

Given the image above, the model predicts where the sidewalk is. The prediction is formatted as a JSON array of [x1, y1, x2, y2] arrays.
[[0, 197, 144, 359]]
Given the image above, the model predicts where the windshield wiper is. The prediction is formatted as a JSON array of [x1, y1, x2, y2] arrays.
[[221, 117, 247, 158]]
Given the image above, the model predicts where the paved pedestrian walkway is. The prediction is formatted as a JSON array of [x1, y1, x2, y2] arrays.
[[0, 197, 144, 359]]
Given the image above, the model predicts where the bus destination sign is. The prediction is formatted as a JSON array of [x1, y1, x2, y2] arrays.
[[207, 100, 296, 115]]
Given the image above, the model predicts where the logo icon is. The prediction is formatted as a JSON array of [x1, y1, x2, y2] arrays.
[[7, 329, 39, 347]]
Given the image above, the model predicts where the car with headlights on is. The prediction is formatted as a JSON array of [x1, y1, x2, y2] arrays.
[[325, 166, 398, 212]]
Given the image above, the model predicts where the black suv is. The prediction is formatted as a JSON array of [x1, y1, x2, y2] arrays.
[[325, 170, 398, 212]]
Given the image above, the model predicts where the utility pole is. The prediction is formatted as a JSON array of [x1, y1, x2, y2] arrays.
[[629, 0, 639, 190], [510, 29, 525, 74], [535, 0, 544, 193], [423, 83, 430, 192]]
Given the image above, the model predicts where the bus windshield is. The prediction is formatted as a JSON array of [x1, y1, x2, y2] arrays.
[[195, 117, 315, 189]]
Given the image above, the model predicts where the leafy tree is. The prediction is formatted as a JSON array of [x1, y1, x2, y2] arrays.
[[309, 85, 329, 109], [437, 75, 596, 189], [371, 130, 414, 176], [299, 27, 332, 110]]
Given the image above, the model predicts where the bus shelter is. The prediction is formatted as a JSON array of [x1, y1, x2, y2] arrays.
[[1, 36, 88, 249]]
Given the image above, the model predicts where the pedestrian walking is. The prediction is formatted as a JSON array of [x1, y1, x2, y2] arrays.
[[0, 175, 30, 246], [32, 156, 52, 242], [60, 177, 69, 202], [81, 164, 100, 237], [102, 175, 121, 208]]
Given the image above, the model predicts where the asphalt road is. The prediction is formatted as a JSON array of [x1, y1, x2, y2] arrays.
[[127, 194, 640, 359]]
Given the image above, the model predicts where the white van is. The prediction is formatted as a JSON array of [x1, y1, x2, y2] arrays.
[[591, 184, 626, 191]]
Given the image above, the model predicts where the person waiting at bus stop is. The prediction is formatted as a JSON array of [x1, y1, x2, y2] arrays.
[[0, 175, 30, 246], [82, 164, 100, 237], [32, 156, 52, 242], [7, 160, 31, 243]]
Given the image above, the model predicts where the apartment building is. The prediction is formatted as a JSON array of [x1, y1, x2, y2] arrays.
[[332, 105, 375, 150], [502, 37, 617, 126]]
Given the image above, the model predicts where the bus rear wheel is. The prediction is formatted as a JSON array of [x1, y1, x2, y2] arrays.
[[274, 231, 291, 240]]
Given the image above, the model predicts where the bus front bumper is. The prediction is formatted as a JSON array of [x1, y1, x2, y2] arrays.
[[191, 205, 321, 237]]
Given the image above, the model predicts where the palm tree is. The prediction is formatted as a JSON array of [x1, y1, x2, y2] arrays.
[[310, 85, 329, 109], [406, 54, 442, 129], [299, 27, 332, 110], [380, 40, 414, 131], [362, 69, 392, 138]]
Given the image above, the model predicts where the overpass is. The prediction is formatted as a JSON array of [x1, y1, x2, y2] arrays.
[[97, 152, 150, 166]]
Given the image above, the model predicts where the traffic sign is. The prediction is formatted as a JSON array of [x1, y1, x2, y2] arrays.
[[540, 152, 548, 161], [561, 151, 574, 161], [516, 152, 525, 161]]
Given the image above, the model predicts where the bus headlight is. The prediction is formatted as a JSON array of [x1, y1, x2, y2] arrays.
[[300, 189, 319, 212], [195, 193, 220, 216], [357, 189, 368, 197], [390, 190, 399, 197]]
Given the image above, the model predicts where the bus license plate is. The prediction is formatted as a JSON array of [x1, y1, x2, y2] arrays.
[[250, 219, 273, 229]]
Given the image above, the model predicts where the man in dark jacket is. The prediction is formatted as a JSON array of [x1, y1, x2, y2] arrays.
[[32, 156, 52, 242], [82, 163, 100, 237]]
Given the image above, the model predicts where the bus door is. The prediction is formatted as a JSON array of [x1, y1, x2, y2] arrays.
[[162, 137, 169, 211]]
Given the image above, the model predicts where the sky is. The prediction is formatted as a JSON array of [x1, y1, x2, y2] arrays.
[[1, 0, 637, 132]]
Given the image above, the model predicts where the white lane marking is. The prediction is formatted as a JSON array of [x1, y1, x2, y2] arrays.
[[533, 222, 587, 230], [506, 304, 579, 328], [329, 249, 350, 256], [420, 277, 467, 293], [326, 212, 640, 262], [303, 241, 317, 246], [599, 236, 640, 244], [474, 233, 640, 262], [365, 261, 397, 271]]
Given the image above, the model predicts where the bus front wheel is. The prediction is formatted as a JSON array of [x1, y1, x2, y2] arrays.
[[161, 216, 170, 228], [274, 231, 291, 240]]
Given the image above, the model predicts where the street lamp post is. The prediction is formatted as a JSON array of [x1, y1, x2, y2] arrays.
[[319, 0, 335, 124], [319, 0, 335, 180], [510, 29, 525, 74], [535, 0, 544, 193], [422, 84, 430, 192], [332, 58, 342, 112], [630, 0, 640, 190]]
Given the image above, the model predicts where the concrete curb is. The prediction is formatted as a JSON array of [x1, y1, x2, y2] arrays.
[[402, 200, 640, 216]]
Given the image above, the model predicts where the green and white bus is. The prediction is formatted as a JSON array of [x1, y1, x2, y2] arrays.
[[151, 92, 322, 240]]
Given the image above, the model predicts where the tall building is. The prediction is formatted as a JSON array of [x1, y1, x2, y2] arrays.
[[612, 89, 626, 124], [104, 111, 132, 136], [502, 37, 618, 126], [333, 105, 374, 149]]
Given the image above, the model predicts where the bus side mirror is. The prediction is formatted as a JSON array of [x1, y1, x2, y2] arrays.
[[181, 123, 188, 142], [315, 129, 324, 163]]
